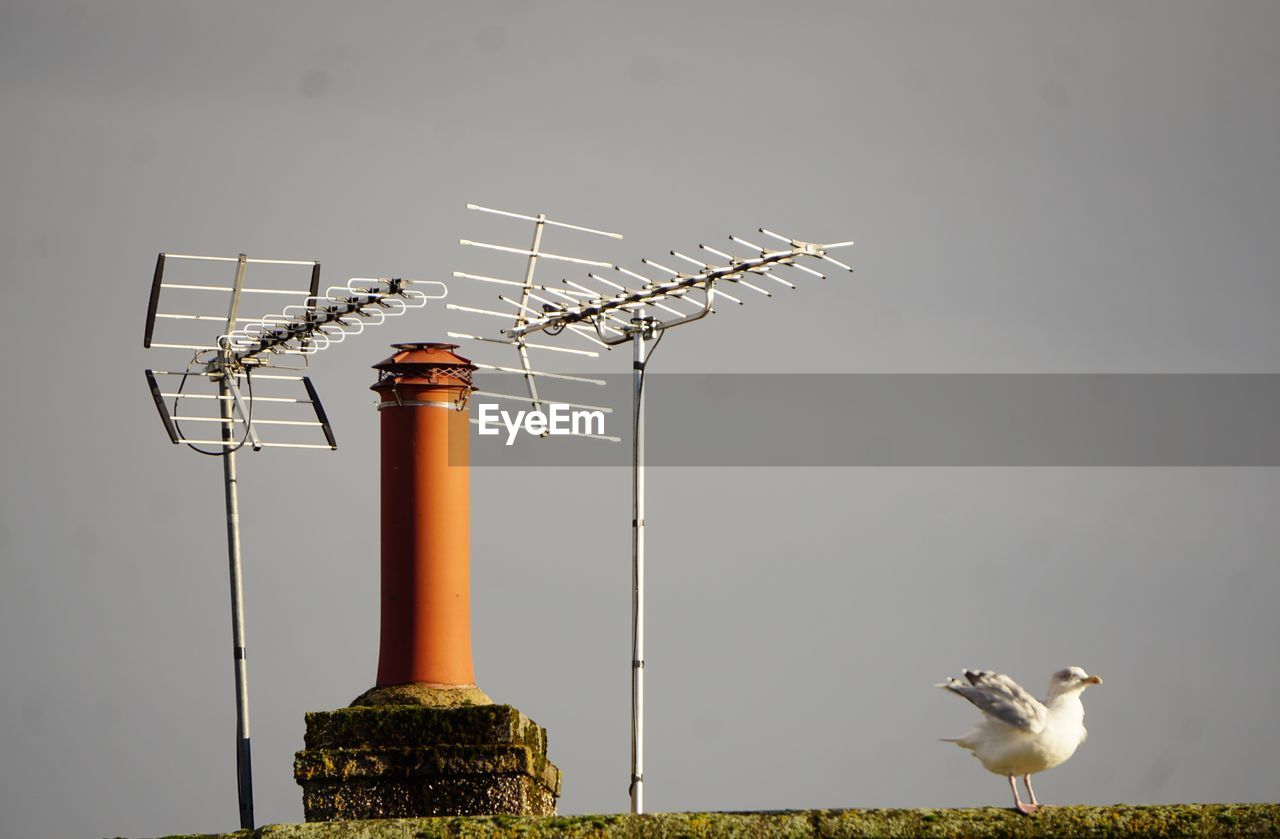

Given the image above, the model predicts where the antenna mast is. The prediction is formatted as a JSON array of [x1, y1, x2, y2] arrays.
[[451, 206, 853, 814], [142, 252, 445, 829]]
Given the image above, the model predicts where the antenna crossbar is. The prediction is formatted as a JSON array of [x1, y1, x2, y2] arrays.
[[506, 241, 846, 340], [222, 278, 445, 362]]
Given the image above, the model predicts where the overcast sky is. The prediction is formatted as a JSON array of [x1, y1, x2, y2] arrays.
[[2, 2, 1279, 838]]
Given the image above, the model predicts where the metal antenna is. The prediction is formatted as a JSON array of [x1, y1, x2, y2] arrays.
[[452, 205, 854, 814], [447, 205, 623, 440], [141, 252, 446, 829]]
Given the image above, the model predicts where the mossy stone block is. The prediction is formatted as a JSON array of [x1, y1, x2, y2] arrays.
[[294, 704, 559, 821], [304, 705, 546, 754]]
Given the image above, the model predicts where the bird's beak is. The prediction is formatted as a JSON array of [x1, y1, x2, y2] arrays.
[[1084, 675, 1102, 685]]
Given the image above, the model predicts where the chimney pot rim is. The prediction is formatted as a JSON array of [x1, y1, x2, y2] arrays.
[[390, 341, 461, 352]]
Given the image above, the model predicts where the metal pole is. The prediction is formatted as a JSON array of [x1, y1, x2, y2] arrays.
[[220, 373, 254, 830], [630, 306, 647, 815]]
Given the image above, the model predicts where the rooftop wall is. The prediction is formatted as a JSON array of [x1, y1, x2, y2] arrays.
[[139, 803, 1279, 838]]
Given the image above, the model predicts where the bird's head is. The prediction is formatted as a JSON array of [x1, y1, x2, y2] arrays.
[[1048, 666, 1102, 697]]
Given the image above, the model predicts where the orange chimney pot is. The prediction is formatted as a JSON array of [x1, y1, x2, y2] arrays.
[[370, 342, 477, 688]]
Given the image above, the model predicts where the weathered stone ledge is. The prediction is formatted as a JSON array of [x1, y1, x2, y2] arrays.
[[294, 704, 560, 820], [136, 802, 1279, 838]]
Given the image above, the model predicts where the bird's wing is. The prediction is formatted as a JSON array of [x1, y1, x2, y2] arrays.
[[937, 670, 1048, 733]]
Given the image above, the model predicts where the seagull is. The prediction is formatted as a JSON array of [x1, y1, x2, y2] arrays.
[[938, 666, 1102, 814]]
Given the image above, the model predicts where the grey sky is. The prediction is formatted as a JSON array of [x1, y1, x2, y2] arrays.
[[2, 2, 1279, 837]]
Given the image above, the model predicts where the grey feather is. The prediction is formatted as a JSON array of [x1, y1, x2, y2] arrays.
[[937, 670, 1048, 733]]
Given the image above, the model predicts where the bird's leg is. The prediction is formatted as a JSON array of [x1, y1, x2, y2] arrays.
[[1023, 775, 1040, 807], [1008, 775, 1039, 815]]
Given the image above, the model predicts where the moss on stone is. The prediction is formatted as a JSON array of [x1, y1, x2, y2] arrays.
[[350, 684, 494, 709], [299, 773, 557, 823], [146, 803, 1280, 839], [295, 744, 559, 792], [814, 804, 1278, 837], [303, 705, 545, 754]]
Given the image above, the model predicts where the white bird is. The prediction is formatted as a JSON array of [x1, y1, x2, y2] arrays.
[[938, 666, 1102, 814]]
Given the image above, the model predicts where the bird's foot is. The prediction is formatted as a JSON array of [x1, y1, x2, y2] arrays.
[[1014, 802, 1040, 815]]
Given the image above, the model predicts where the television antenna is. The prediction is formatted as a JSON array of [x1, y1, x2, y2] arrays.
[[141, 251, 445, 829], [450, 206, 853, 813]]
